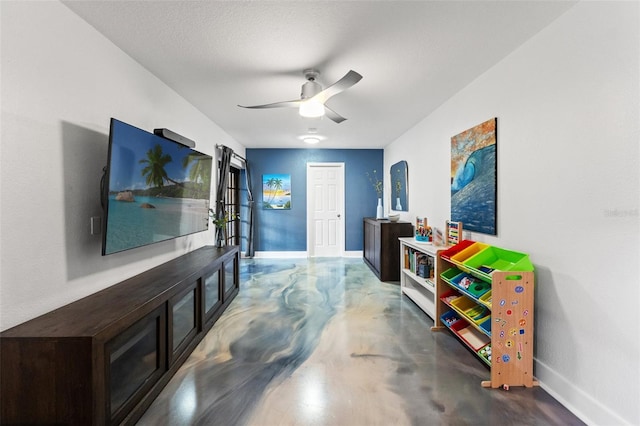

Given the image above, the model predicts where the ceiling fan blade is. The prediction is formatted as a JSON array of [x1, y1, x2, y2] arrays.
[[238, 99, 301, 109], [324, 106, 347, 124], [314, 70, 363, 103]]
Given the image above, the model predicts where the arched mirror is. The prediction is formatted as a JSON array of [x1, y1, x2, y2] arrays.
[[390, 161, 408, 211]]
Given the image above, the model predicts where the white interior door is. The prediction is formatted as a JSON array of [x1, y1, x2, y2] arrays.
[[307, 163, 345, 257]]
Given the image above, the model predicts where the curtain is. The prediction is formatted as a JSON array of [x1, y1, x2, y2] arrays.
[[216, 146, 233, 247], [244, 160, 255, 257]]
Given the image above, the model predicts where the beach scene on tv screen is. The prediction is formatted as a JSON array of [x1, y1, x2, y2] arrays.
[[104, 121, 212, 254]]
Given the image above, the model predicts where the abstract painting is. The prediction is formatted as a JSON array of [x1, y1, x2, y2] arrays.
[[262, 174, 291, 209], [451, 118, 497, 235]]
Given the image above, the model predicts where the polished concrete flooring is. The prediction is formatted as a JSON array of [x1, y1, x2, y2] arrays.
[[138, 258, 584, 426]]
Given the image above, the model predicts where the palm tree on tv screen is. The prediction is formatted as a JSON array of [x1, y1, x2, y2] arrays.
[[182, 154, 212, 198], [139, 144, 182, 188]]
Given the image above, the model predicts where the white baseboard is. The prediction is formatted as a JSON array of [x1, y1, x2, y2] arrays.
[[344, 250, 363, 258], [250, 251, 308, 258], [244, 251, 363, 259], [535, 359, 632, 425]]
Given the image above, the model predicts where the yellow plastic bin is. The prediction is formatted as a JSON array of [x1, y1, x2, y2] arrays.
[[479, 290, 492, 308], [450, 242, 489, 272]]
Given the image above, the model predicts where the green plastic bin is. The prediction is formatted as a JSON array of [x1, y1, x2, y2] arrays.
[[440, 267, 462, 284], [463, 245, 534, 281]]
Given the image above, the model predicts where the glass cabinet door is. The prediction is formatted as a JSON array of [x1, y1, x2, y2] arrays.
[[203, 267, 221, 318], [107, 305, 166, 424], [170, 284, 198, 362], [223, 256, 238, 299]]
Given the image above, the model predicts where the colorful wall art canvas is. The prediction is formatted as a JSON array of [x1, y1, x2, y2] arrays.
[[262, 174, 291, 209], [451, 118, 497, 235]]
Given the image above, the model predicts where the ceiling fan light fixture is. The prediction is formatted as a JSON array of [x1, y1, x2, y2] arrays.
[[302, 136, 321, 145], [299, 132, 324, 145], [299, 99, 325, 118], [238, 69, 361, 124]]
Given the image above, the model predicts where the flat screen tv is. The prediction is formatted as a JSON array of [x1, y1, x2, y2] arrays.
[[102, 118, 212, 255]]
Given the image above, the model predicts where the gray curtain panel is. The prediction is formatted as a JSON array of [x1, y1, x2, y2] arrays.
[[216, 146, 233, 246]]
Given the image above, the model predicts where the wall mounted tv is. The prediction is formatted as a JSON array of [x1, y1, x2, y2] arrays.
[[102, 118, 212, 255]]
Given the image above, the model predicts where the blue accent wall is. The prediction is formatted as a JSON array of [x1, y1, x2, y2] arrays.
[[246, 149, 383, 252]]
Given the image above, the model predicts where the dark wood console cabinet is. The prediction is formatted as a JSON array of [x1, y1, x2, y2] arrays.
[[0, 245, 239, 426], [363, 218, 413, 281]]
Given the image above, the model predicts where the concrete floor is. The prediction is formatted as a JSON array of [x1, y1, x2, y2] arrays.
[[137, 258, 584, 426]]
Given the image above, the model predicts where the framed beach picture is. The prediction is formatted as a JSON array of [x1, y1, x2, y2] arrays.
[[262, 174, 291, 209], [450, 118, 497, 235]]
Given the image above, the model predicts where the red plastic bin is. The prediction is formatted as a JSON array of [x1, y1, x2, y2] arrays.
[[440, 240, 475, 260], [450, 319, 490, 351]]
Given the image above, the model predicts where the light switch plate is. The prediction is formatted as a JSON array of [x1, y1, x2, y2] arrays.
[[90, 216, 101, 235]]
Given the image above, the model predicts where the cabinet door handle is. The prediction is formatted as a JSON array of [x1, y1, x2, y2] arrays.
[[337, 214, 341, 218]]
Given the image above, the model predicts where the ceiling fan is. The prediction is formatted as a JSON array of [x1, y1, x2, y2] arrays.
[[238, 69, 363, 123]]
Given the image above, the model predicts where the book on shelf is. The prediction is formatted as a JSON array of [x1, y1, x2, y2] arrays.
[[416, 253, 428, 277], [404, 246, 410, 269]]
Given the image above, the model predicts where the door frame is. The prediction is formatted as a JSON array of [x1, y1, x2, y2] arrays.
[[306, 162, 345, 257]]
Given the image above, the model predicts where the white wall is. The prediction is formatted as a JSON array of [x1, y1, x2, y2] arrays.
[[385, 2, 639, 425], [0, 1, 244, 330]]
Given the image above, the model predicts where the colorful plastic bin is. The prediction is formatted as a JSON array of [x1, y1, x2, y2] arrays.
[[440, 309, 461, 327], [450, 320, 490, 351], [477, 343, 492, 365], [440, 288, 461, 306], [451, 273, 491, 297], [468, 280, 491, 298], [479, 317, 492, 336], [463, 245, 534, 281], [451, 296, 489, 324], [450, 295, 478, 314], [479, 290, 492, 308], [440, 239, 475, 261], [450, 242, 489, 272], [467, 304, 490, 325], [440, 267, 462, 285]]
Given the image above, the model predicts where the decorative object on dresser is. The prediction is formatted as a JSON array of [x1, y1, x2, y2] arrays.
[[363, 218, 413, 281], [366, 170, 384, 219], [0, 245, 240, 425], [434, 240, 537, 389]]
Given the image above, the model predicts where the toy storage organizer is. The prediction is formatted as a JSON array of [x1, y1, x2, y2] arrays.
[[434, 240, 538, 389]]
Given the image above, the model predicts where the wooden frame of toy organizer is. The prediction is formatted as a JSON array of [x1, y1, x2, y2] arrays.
[[435, 252, 539, 389]]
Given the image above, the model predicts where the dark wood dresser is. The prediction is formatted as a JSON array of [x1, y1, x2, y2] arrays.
[[0, 245, 239, 426], [363, 218, 413, 281]]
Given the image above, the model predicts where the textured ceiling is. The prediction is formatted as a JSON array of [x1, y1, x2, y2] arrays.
[[63, 1, 575, 149]]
